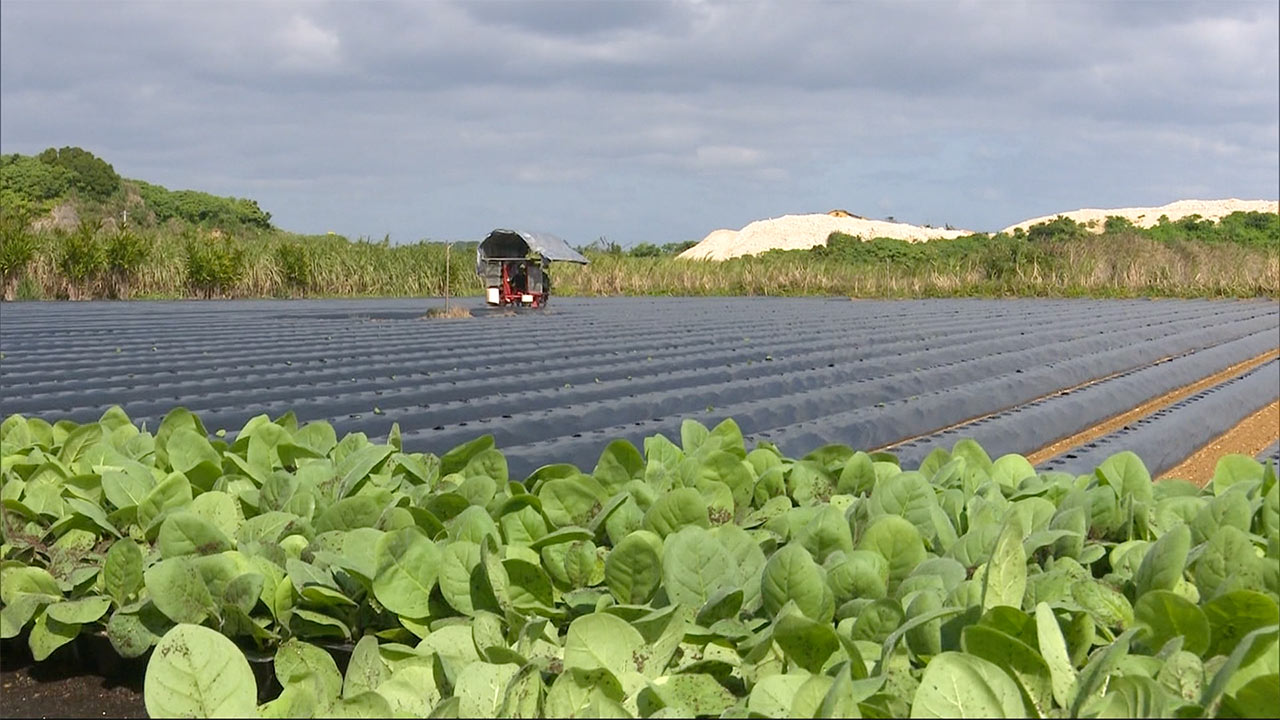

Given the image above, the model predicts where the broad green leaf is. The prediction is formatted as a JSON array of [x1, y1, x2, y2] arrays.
[[761, 543, 833, 622], [29, 611, 80, 661], [439, 541, 483, 615], [748, 673, 810, 718], [1211, 454, 1264, 495], [1, 593, 47, 639], [643, 487, 709, 538], [643, 673, 736, 717], [911, 651, 1026, 718], [681, 419, 710, 454], [564, 612, 646, 675], [189, 491, 242, 540], [1035, 603, 1078, 709], [662, 526, 736, 608], [258, 683, 317, 719], [276, 639, 343, 700], [545, 667, 624, 718], [104, 538, 144, 606], [851, 598, 906, 644], [376, 665, 442, 717], [455, 661, 520, 718], [372, 527, 440, 618], [711, 523, 767, 612], [1201, 625, 1279, 714], [497, 663, 544, 718], [990, 455, 1036, 488], [1089, 675, 1173, 718], [775, 612, 839, 673], [336, 444, 393, 498], [1203, 590, 1280, 658], [796, 504, 854, 563], [961, 624, 1052, 716], [857, 515, 926, 587], [982, 519, 1027, 612], [106, 603, 171, 658], [594, 439, 644, 493], [46, 597, 111, 625], [158, 511, 233, 558], [1194, 525, 1264, 599], [1156, 650, 1204, 706], [1134, 590, 1210, 656], [2, 566, 62, 605], [144, 624, 257, 718], [1221, 672, 1280, 719], [316, 495, 384, 533], [167, 428, 222, 489], [1072, 628, 1139, 716], [605, 529, 663, 605], [827, 552, 890, 604], [137, 470, 193, 530], [441, 434, 495, 476], [1071, 580, 1134, 630], [1095, 451, 1153, 504], [144, 558, 216, 625], [1134, 524, 1190, 598], [539, 476, 608, 529]]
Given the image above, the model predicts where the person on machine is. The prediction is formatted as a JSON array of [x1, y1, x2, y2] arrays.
[[510, 261, 528, 294]]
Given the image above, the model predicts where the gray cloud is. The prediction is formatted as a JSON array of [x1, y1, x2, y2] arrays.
[[2, 0, 1275, 244]]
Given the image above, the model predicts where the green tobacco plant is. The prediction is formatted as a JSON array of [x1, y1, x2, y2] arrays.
[[1, 409, 1277, 718]]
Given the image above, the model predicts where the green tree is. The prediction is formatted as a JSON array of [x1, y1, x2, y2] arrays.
[[0, 154, 76, 214], [629, 242, 662, 257], [661, 240, 698, 255], [37, 146, 121, 201]]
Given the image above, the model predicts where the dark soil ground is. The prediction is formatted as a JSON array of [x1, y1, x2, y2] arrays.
[[1, 638, 146, 719]]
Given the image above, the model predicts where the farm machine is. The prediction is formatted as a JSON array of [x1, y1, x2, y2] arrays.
[[476, 229, 589, 308]]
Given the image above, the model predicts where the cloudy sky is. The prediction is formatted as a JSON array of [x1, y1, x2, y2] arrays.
[[2, 1, 1276, 245]]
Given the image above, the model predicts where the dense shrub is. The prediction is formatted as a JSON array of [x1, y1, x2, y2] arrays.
[[184, 235, 245, 298], [1026, 216, 1090, 243], [58, 220, 106, 299], [275, 241, 312, 293], [103, 228, 152, 298], [0, 211, 40, 300]]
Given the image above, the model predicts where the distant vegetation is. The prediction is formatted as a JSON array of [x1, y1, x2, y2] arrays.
[[555, 214, 1279, 299], [0, 146, 1276, 300]]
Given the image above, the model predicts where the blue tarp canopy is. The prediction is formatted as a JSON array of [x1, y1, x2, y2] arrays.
[[477, 229, 589, 265]]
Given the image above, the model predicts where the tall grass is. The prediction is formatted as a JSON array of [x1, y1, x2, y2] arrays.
[[556, 234, 1279, 298], [0, 225, 1275, 300]]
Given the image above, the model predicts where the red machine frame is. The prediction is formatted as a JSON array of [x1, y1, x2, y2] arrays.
[[491, 260, 547, 308]]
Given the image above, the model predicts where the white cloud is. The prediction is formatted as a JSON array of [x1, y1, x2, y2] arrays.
[[274, 14, 341, 70], [693, 145, 763, 169], [0, 0, 1274, 244]]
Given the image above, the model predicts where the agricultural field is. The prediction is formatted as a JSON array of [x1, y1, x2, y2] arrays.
[[1, 297, 1278, 718], [2, 298, 1277, 477]]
